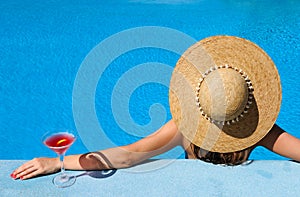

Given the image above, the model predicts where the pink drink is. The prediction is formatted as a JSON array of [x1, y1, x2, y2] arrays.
[[44, 133, 75, 155]]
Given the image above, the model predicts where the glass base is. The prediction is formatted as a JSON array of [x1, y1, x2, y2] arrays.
[[52, 173, 76, 188]]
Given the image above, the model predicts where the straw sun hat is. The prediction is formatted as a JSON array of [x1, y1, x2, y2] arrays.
[[169, 35, 281, 153]]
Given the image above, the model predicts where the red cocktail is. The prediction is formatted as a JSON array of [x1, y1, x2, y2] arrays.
[[44, 133, 75, 155], [42, 131, 76, 188]]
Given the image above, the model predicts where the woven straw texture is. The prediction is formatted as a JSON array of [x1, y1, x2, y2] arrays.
[[169, 35, 281, 153]]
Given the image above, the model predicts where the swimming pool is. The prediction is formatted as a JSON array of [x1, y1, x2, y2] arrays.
[[1, 0, 299, 160]]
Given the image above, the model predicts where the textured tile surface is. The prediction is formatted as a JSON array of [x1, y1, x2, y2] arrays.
[[1, 160, 299, 196]]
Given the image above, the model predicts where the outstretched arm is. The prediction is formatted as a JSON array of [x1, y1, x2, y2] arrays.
[[75, 119, 182, 170], [12, 120, 183, 180], [257, 124, 300, 161]]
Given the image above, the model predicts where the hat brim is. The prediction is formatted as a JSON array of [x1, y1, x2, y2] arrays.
[[169, 35, 281, 153]]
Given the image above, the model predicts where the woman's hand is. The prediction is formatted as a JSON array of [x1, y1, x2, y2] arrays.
[[11, 157, 60, 180]]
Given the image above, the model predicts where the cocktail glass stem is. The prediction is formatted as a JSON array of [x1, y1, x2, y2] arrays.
[[59, 154, 66, 177], [52, 153, 76, 188]]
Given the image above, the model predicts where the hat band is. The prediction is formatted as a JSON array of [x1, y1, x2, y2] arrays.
[[195, 64, 254, 125]]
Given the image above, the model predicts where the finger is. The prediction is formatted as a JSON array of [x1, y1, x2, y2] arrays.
[[15, 161, 34, 173], [15, 165, 38, 180], [12, 161, 35, 179], [19, 168, 40, 180], [14, 163, 33, 174]]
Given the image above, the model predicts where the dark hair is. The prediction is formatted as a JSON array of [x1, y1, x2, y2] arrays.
[[191, 144, 252, 166]]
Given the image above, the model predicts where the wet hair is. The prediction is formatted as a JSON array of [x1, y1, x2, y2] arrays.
[[191, 144, 252, 166]]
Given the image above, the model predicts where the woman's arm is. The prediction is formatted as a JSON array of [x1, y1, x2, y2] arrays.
[[72, 119, 183, 170], [257, 124, 300, 161], [12, 120, 183, 180]]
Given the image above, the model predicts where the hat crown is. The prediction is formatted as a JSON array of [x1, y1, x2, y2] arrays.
[[198, 67, 248, 121]]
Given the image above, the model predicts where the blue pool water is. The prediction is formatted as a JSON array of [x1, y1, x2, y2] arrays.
[[1, 0, 299, 160]]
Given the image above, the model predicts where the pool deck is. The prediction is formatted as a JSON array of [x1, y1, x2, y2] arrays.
[[1, 159, 299, 196]]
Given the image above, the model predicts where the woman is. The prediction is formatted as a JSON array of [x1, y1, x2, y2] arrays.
[[11, 35, 300, 180]]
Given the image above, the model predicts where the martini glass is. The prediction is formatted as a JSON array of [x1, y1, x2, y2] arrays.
[[42, 130, 76, 188]]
